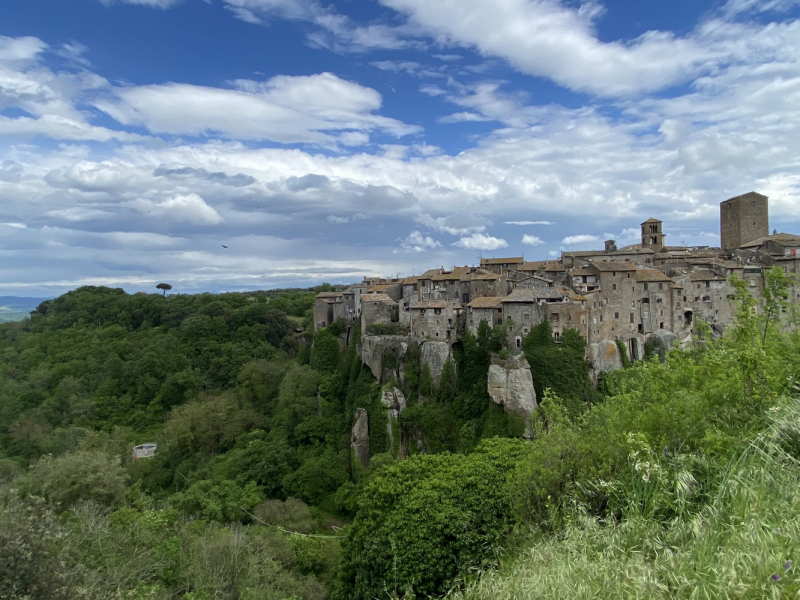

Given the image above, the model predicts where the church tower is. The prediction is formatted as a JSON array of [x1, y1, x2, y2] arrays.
[[641, 218, 665, 251], [720, 192, 768, 250]]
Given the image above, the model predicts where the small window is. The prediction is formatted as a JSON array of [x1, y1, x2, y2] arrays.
[[695, 297, 700, 302], [434, 308, 442, 315], [656, 298, 662, 303], [612, 272, 616, 277], [629, 313, 634, 323], [613, 283, 617, 290], [705, 281, 710, 288], [614, 312, 619, 319], [658, 283, 663, 290], [643, 282, 649, 291]]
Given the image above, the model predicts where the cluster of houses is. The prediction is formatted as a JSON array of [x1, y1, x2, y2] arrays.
[[314, 192, 800, 359]]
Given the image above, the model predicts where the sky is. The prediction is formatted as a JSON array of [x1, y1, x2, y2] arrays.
[[1, 0, 799, 296]]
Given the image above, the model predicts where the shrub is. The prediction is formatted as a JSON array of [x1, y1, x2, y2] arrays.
[[335, 438, 528, 599], [20, 450, 128, 508]]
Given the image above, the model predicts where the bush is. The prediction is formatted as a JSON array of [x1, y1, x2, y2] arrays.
[[19, 450, 128, 508], [335, 438, 528, 599]]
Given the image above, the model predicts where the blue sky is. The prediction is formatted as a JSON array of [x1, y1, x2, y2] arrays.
[[1, 0, 799, 295]]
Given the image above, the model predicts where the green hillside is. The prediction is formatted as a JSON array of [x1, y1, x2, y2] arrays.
[[1, 270, 799, 600]]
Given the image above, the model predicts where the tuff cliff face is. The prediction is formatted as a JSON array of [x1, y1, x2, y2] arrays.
[[420, 341, 452, 386], [351, 408, 370, 468], [358, 335, 409, 382], [380, 387, 407, 457], [487, 354, 538, 438]]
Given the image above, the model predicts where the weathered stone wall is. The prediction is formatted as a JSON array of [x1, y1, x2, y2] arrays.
[[351, 408, 370, 468], [487, 354, 538, 438], [587, 339, 623, 386], [420, 341, 452, 386]]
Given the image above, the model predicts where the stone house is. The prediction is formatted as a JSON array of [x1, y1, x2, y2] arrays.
[[465, 296, 504, 336], [431, 266, 471, 303], [587, 261, 639, 341], [500, 288, 553, 349], [635, 268, 673, 334], [362, 293, 400, 333], [415, 269, 444, 294], [408, 300, 456, 341], [313, 291, 344, 328], [480, 256, 525, 276], [460, 271, 507, 305], [368, 282, 403, 302]]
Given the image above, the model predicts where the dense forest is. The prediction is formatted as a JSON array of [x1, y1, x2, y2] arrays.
[[2, 270, 800, 599]]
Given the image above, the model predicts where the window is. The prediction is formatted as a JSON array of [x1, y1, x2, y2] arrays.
[[683, 296, 687, 302], [705, 281, 710, 288], [631, 301, 635, 308], [614, 312, 619, 319], [694, 297, 700, 302], [600, 314, 603, 322], [702, 296, 710, 302], [434, 308, 442, 315], [656, 298, 662, 303], [630, 313, 634, 323], [643, 282, 649, 291], [627, 273, 631, 278], [612, 271, 616, 277], [658, 283, 663, 290], [613, 283, 617, 290], [642, 298, 650, 304]]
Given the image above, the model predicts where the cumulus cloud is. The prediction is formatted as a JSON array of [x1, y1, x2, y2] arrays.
[[561, 234, 599, 245], [400, 230, 441, 251], [94, 72, 419, 146], [453, 233, 508, 250], [521, 234, 544, 246], [327, 215, 349, 224], [416, 213, 486, 235], [126, 194, 223, 225]]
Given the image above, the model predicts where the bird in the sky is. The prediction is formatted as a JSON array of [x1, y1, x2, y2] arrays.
[[222, 245, 228, 248]]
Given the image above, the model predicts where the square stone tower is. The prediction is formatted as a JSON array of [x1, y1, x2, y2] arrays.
[[720, 192, 768, 250], [641, 218, 665, 250]]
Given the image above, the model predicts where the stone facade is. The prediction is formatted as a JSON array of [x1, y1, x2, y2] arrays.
[[721, 191, 769, 250]]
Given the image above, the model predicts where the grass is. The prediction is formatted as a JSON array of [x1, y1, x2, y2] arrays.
[[450, 401, 800, 600]]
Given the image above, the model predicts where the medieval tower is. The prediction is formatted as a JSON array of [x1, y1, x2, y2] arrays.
[[641, 218, 665, 250], [720, 191, 769, 250]]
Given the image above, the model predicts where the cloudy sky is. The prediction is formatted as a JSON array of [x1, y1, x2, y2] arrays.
[[1, 0, 799, 296]]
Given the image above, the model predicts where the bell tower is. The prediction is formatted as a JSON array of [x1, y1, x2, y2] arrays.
[[641, 218, 665, 250]]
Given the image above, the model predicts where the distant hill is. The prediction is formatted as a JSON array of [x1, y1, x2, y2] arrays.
[[0, 296, 50, 323]]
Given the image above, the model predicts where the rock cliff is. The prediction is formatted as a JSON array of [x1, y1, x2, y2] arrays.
[[380, 387, 406, 457], [487, 354, 538, 438], [587, 339, 623, 386], [351, 408, 370, 468]]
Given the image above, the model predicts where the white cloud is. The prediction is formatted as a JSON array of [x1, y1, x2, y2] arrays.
[[400, 230, 441, 251], [378, 0, 717, 97], [562, 234, 599, 245], [453, 233, 508, 250], [327, 215, 349, 224], [521, 234, 544, 245], [126, 194, 223, 225], [416, 213, 487, 235], [95, 73, 419, 145], [505, 220, 553, 225]]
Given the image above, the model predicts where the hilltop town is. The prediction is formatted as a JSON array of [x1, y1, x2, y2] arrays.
[[315, 191, 800, 385]]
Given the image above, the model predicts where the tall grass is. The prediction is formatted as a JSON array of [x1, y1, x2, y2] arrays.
[[451, 400, 800, 600]]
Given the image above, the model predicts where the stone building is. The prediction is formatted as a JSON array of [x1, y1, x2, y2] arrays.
[[720, 191, 769, 250], [313, 291, 344, 328], [361, 293, 399, 333], [408, 300, 456, 340], [641, 218, 666, 251], [480, 256, 525, 276], [465, 296, 504, 336]]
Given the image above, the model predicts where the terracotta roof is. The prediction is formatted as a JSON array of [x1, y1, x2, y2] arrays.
[[432, 266, 471, 281], [402, 277, 418, 285], [502, 287, 565, 302], [589, 260, 637, 271], [362, 293, 396, 303], [410, 300, 451, 309], [636, 269, 671, 282], [642, 217, 662, 224], [368, 283, 400, 293], [519, 261, 547, 271], [544, 261, 568, 271], [467, 296, 504, 308], [740, 233, 800, 249], [470, 272, 502, 281], [571, 268, 594, 276], [480, 256, 524, 265], [316, 292, 343, 299], [689, 270, 726, 281], [417, 269, 443, 279]]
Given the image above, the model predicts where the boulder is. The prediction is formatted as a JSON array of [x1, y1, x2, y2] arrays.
[[420, 341, 451, 386], [487, 354, 538, 438], [647, 329, 678, 351], [351, 408, 370, 468], [587, 339, 623, 386], [380, 387, 407, 457]]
